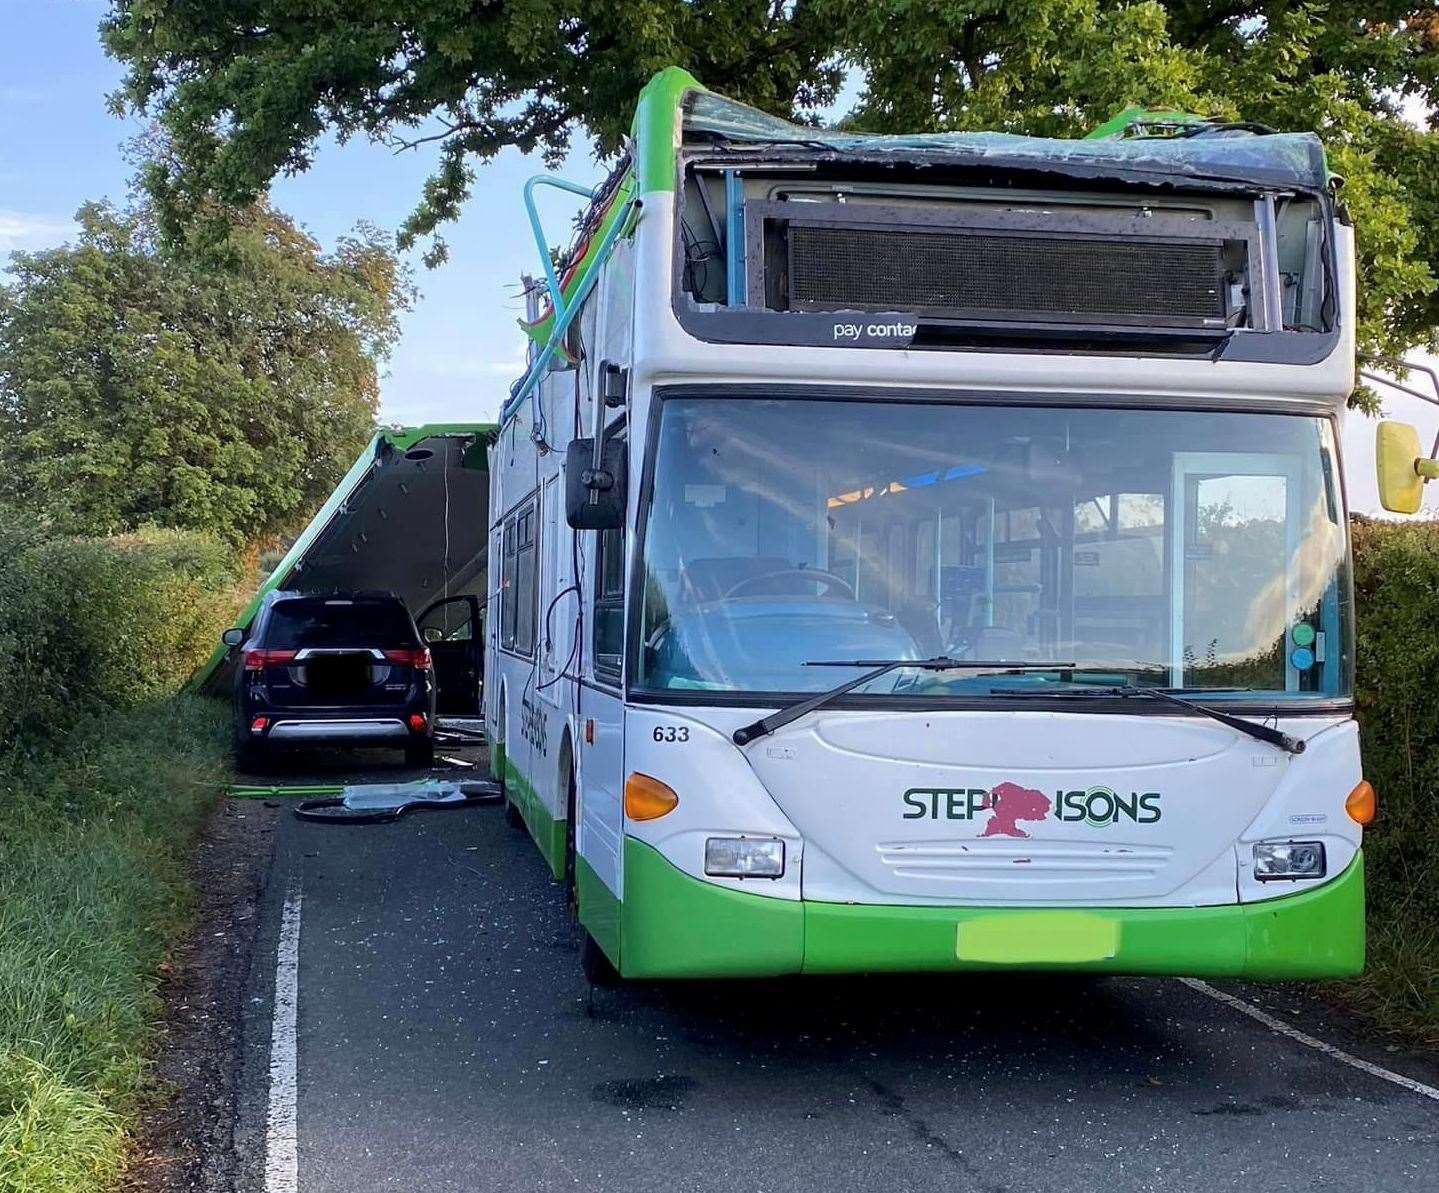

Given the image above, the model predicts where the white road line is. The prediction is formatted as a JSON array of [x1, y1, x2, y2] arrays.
[[1179, 977, 1439, 1103], [267, 886, 303, 1193]]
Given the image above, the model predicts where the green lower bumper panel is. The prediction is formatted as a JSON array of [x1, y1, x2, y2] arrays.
[[499, 750, 566, 880], [620, 838, 803, 978], [616, 839, 1365, 980]]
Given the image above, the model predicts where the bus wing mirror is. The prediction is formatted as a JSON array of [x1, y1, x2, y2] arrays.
[[565, 437, 627, 530], [1376, 420, 1439, 514]]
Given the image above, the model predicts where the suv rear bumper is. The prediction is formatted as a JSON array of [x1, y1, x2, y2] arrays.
[[268, 718, 411, 742], [601, 839, 1365, 980]]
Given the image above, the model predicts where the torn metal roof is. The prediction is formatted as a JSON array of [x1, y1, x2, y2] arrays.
[[683, 90, 1331, 192], [195, 424, 495, 689]]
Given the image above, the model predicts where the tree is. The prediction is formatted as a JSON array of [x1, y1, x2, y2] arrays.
[[0, 201, 410, 545], [99, 1, 1438, 374]]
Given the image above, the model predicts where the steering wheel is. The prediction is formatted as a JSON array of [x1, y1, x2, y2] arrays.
[[724, 568, 857, 601]]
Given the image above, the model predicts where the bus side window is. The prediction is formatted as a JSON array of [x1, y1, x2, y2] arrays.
[[500, 496, 539, 657], [514, 501, 538, 657], [593, 525, 625, 678], [500, 516, 518, 650]]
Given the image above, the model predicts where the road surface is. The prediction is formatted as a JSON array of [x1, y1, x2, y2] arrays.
[[227, 750, 1439, 1192]]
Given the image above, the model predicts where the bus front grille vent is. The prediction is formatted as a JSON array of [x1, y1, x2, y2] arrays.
[[782, 223, 1231, 329]]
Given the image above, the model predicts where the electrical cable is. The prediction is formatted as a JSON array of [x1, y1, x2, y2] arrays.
[[536, 583, 581, 691]]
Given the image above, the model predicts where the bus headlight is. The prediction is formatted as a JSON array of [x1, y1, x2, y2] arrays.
[[1253, 841, 1326, 881], [705, 837, 785, 879]]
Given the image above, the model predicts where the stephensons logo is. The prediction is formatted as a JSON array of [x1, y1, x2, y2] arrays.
[[901, 781, 1161, 839]]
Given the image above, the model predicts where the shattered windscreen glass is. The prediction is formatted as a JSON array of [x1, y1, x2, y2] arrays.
[[683, 92, 1329, 191], [293, 778, 503, 823]]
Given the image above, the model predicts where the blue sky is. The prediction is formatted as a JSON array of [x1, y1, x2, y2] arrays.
[[2, 1, 1435, 512], [1, 0, 605, 426]]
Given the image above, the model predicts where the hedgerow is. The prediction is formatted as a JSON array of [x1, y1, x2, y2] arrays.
[[0, 512, 244, 757], [1341, 517, 1439, 1042], [0, 511, 243, 1192]]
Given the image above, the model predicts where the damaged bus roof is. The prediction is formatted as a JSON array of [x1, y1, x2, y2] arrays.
[[636, 67, 1333, 194], [194, 424, 495, 690]]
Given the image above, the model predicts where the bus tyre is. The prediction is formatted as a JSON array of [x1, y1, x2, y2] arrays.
[[563, 766, 578, 915], [581, 932, 621, 987]]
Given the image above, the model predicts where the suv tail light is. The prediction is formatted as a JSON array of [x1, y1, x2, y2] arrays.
[[243, 649, 299, 671], [384, 647, 433, 670]]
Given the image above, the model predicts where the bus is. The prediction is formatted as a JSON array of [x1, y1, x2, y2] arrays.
[[485, 67, 1394, 984]]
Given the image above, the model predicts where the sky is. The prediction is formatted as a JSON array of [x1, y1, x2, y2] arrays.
[[2, 0, 1436, 514], [0, 0, 606, 428]]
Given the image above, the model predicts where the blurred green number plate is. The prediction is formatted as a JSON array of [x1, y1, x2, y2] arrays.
[[957, 914, 1120, 964]]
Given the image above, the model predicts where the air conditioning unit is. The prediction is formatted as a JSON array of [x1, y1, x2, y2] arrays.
[[745, 202, 1265, 333]]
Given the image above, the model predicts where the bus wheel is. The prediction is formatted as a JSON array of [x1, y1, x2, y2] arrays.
[[563, 767, 578, 915], [581, 932, 621, 987]]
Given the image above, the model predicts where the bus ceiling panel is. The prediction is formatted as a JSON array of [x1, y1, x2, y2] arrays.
[[192, 426, 495, 692], [283, 433, 491, 615]]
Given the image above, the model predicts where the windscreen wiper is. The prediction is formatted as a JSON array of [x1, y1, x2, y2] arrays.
[[996, 685, 1305, 755], [731, 657, 1075, 746], [1109, 686, 1306, 754]]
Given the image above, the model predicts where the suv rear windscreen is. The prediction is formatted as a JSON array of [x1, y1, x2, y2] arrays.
[[265, 599, 417, 650]]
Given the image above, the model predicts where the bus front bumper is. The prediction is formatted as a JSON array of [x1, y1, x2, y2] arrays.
[[609, 839, 1365, 980]]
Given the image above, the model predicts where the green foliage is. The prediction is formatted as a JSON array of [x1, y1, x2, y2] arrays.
[[100, 1, 1438, 359], [0, 509, 239, 1190], [0, 511, 246, 758], [0, 696, 231, 1193], [1342, 517, 1439, 1043], [0, 200, 409, 543]]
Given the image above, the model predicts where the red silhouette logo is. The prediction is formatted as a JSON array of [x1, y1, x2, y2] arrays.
[[979, 782, 1052, 839]]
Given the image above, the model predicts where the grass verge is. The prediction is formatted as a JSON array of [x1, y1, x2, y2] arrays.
[[0, 695, 230, 1193]]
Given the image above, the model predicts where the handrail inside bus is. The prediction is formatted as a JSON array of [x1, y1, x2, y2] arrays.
[[522, 174, 602, 323], [505, 179, 640, 426]]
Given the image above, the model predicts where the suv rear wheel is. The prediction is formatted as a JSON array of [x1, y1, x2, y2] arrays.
[[235, 740, 268, 772], [405, 737, 435, 768], [232, 717, 268, 773]]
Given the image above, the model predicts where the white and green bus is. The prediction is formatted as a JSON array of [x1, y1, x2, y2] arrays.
[[485, 68, 1419, 983]]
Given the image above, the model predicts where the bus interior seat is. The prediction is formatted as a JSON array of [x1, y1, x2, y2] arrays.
[[963, 625, 1025, 659], [892, 596, 945, 657]]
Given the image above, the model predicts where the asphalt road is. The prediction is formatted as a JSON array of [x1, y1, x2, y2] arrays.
[[231, 752, 1439, 1193]]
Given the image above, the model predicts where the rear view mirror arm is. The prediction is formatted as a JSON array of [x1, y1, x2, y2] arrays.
[[1361, 359, 1439, 458]]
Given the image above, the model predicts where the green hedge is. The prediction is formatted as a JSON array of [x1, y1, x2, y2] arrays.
[[0, 512, 244, 1192], [0, 514, 243, 758], [1347, 517, 1439, 1042]]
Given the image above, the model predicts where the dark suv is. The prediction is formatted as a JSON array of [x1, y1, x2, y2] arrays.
[[224, 591, 437, 769]]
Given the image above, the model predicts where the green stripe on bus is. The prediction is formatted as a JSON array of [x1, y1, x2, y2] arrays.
[[501, 753, 566, 880], [576, 854, 622, 967], [620, 838, 804, 978], [631, 66, 704, 194], [614, 840, 1365, 980]]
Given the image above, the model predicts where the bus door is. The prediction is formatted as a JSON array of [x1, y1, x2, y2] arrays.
[[536, 474, 566, 707], [1169, 453, 1303, 690], [578, 434, 628, 897]]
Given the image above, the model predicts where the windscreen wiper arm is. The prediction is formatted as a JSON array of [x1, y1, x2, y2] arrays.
[[1105, 686, 1306, 754], [1000, 684, 1306, 755], [731, 657, 1075, 746]]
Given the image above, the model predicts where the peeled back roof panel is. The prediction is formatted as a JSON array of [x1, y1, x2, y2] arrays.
[[683, 92, 1329, 192]]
